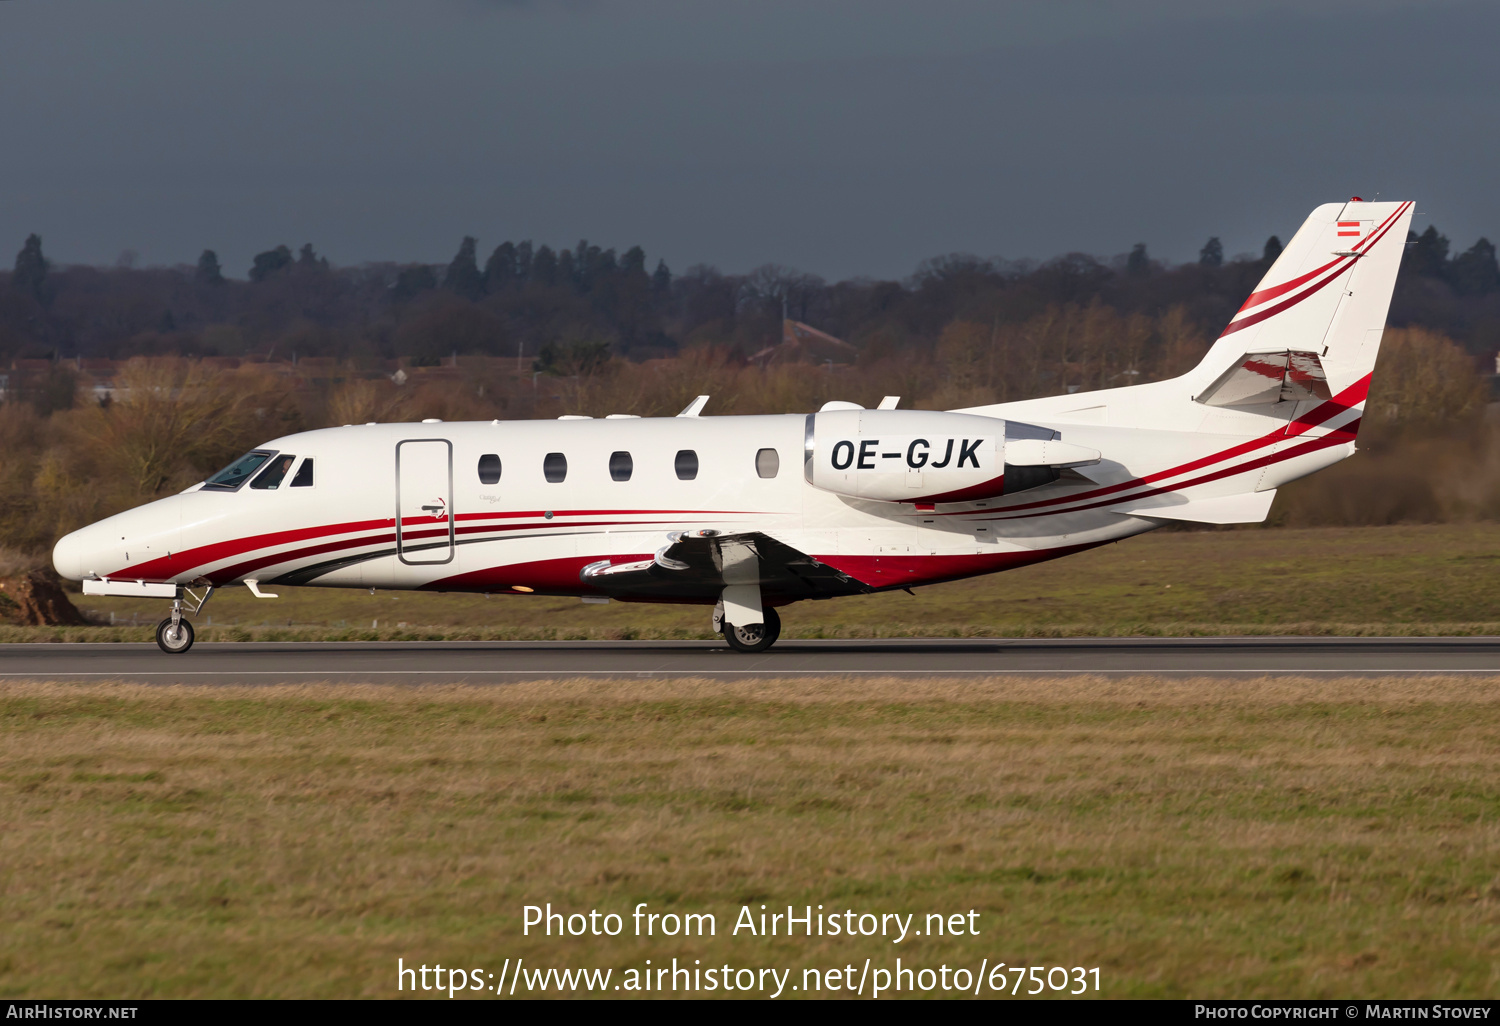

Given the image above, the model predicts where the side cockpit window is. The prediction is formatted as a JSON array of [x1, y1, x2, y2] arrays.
[[250, 454, 297, 490], [290, 458, 314, 487], [203, 450, 275, 492]]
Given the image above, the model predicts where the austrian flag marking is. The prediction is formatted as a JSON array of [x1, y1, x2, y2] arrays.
[[1337, 221, 1363, 238]]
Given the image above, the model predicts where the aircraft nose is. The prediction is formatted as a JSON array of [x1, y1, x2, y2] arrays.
[[52, 526, 91, 582], [52, 497, 187, 583]]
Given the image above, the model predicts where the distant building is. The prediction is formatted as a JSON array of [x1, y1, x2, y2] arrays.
[[749, 319, 858, 366]]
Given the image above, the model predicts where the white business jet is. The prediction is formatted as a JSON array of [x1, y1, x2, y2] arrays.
[[54, 200, 1413, 653]]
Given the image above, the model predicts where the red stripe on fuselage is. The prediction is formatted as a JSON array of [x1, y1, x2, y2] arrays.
[[113, 508, 765, 582], [208, 529, 394, 584], [933, 374, 1369, 522], [200, 519, 718, 585], [121, 516, 395, 581], [983, 421, 1357, 523]]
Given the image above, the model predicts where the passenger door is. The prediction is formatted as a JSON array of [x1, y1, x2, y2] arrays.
[[396, 439, 454, 565]]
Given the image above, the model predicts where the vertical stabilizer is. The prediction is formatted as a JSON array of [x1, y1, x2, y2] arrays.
[[958, 198, 1416, 463], [1197, 199, 1414, 398]]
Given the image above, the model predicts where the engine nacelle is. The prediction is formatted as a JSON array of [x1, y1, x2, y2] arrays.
[[804, 409, 1002, 503], [803, 409, 1101, 504]]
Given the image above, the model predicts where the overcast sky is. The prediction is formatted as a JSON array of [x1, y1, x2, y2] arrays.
[[1, 0, 1494, 279]]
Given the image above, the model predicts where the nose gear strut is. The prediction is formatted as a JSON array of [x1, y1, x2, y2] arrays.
[[154, 584, 215, 654]]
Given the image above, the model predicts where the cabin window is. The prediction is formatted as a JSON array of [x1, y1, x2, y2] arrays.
[[203, 450, 275, 491], [290, 458, 315, 487], [249, 454, 297, 490], [609, 451, 633, 482], [543, 452, 568, 483], [478, 453, 502, 485], [675, 449, 698, 481], [756, 448, 779, 479]]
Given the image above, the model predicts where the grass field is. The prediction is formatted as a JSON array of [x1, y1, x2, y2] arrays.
[[2, 676, 1498, 998], [13, 522, 1500, 643]]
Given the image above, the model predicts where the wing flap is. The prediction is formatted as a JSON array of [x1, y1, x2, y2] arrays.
[[579, 531, 863, 601]]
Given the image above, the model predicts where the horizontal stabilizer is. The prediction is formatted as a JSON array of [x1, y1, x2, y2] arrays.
[[1196, 349, 1330, 407], [1115, 489, 1277, 524], [1004, 438, 1102, 467]]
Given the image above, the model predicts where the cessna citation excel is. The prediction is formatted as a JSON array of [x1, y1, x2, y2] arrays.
[[54, 199, 1413, 654]]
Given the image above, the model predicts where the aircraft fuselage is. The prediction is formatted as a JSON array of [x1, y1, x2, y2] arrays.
[[51, 412, 1155, 605]]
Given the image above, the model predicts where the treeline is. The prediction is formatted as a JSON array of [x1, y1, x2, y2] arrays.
[[0, 327, 1488, 558], [3, 225, 1499, 376]]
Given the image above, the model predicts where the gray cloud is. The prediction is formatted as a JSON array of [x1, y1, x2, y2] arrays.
[[0, 0, 1491, 279]]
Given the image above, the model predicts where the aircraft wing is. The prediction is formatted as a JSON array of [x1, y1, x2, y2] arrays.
[[579, 530, 865, 602]]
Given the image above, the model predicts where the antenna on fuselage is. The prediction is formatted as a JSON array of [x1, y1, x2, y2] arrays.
[[677, 395, 710, 417]]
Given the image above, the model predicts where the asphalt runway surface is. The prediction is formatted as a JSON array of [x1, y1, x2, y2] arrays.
[[2, 637, 1500, 683]]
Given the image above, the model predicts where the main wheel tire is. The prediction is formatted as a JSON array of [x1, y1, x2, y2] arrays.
[[722, 606, 781, 653], [155, 617, 195, 654]]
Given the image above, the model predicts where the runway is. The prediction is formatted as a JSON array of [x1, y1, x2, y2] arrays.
[[2, 637, 1499, 683]]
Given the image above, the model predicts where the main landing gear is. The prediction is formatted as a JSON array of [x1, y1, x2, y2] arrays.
[[714, 576, 782, 653], [721, 606, 781, 654], [154, 585, 215, 655]]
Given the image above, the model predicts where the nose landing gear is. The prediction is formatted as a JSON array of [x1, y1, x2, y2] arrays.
[[156, 617, 195, 654], [154, 585, 214, 654]]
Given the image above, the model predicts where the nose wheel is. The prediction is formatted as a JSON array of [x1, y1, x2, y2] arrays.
[[152, 585, 214, 654], [721, 606, 781, 653], [156, 617, 195, 654]]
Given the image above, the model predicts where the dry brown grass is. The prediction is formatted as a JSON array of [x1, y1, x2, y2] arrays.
[[2, 675, 1499, 998]]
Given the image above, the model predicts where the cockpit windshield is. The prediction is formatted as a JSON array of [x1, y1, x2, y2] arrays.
[[203, 450, 276, 492], [249, 454, 297, 490]]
